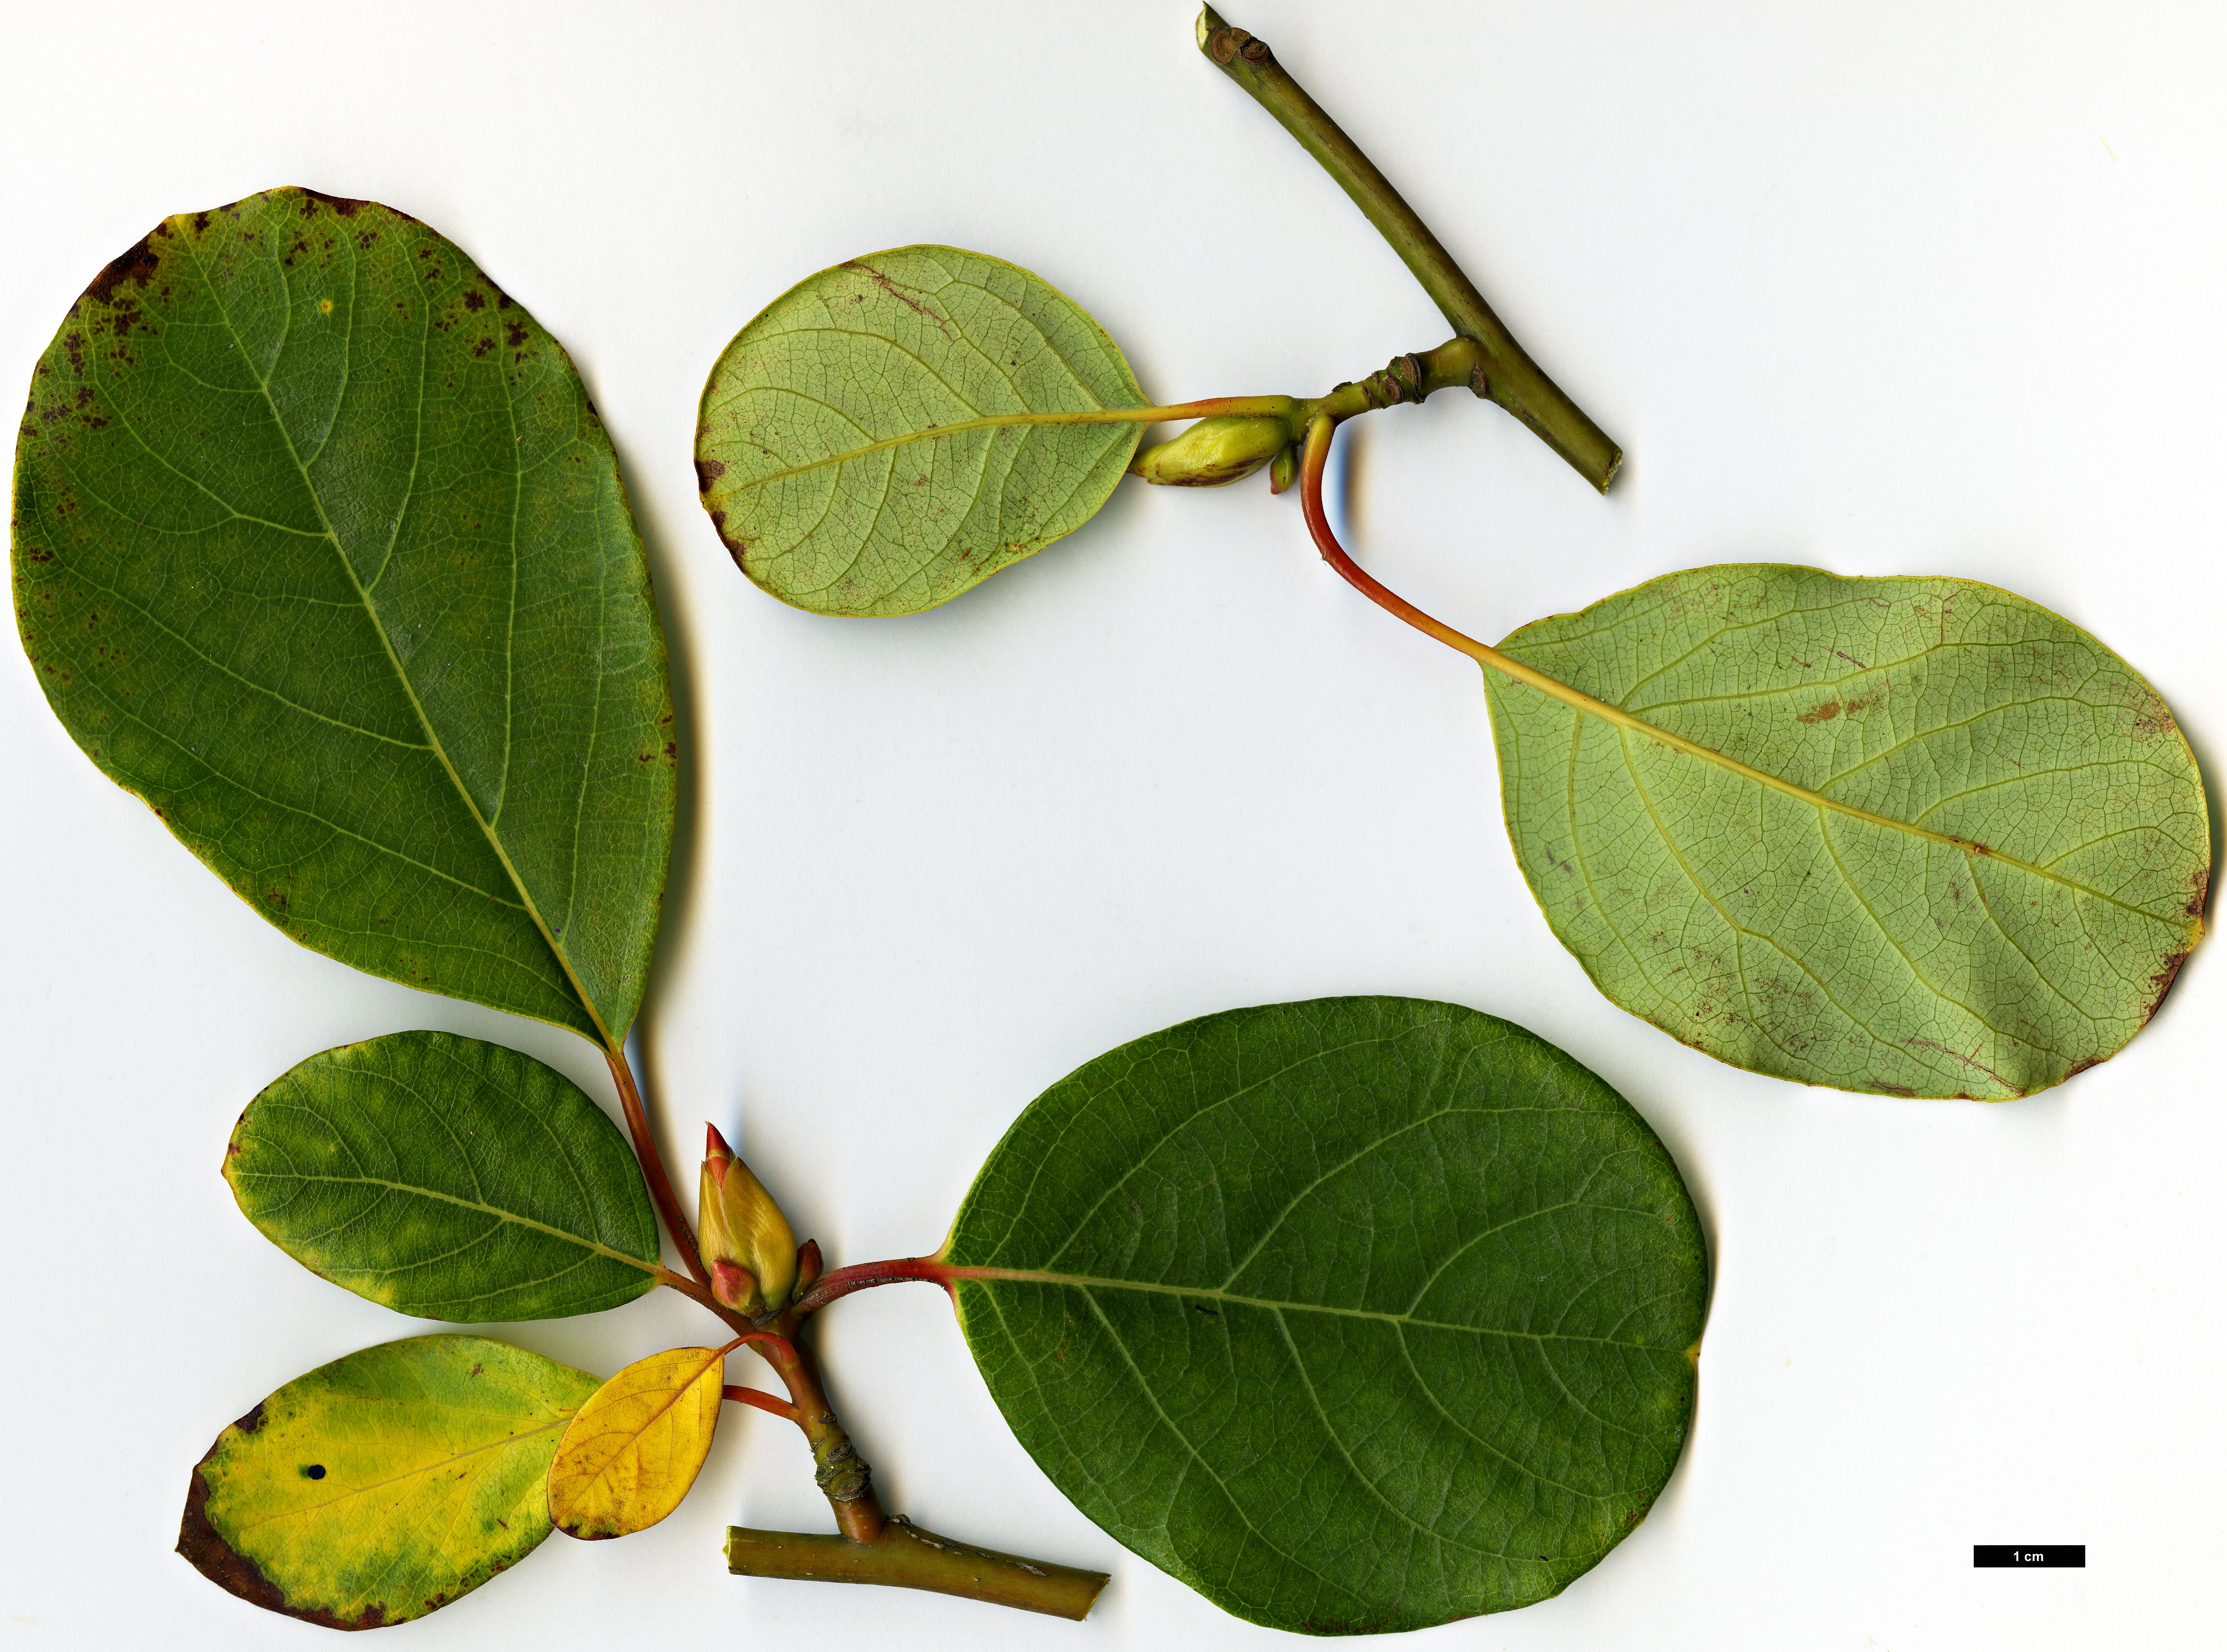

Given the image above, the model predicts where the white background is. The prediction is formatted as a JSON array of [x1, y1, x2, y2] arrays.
[[4, 3, 2223, 1647]]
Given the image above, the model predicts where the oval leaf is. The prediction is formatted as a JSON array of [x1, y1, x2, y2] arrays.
[[11, 188, 674, 1044], [547, 1346, 725, 1539], [945, 997, 1706, 1634], [177, 1334, 600, 1629], [1487, 565, 2209, 1098], [696, 246, 1146, 617], [225, 1031, 661, 1320]]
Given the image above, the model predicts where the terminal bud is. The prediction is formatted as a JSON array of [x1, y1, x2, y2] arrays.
[[1131, 415, 1288, 487], [699, 1124, 798, 1315]]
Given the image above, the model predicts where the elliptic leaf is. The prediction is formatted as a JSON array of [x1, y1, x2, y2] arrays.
[[1486, 565, 2208, 1097], [945, 997, 1706, 1634], [695, 246, 1146, 617], [225, 1031, 660, 1321], [546, 1346, 726, 1540], [177, 1334, 600, 1629], [11, 188, 674, 1045]]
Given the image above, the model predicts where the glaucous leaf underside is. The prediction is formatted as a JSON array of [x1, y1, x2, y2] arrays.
[[11, 188, 675, 1044], [225, 1031, 661, 1321], [695, 246, 1146, 616], [945, 996, 1707, 1634], [178, 1335, 599, 1629], [1488, 565, 2208, 1098]]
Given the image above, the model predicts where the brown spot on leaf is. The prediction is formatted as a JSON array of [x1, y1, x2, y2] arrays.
[[1797, 699, 1841, 724], [85, 235, 160, 306], [296, 188, 370, 218], [694, 458, 725, 492], [709, 509, 749, 566], [840, 259, 944, 325], [2145, 951, 2190, 1021], [1906, 1037, 2013, 1093], [503, 320, 527, 349], [463, 290, 485, 312], [2187, 865, 2210, 921]]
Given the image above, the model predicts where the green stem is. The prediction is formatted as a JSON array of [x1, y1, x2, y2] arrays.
[[1197, 6, 1622, 492], [727, 1285, 1108, 1618], [726, 1521, 1108, 1620], [750, 1332, 886, 1546]]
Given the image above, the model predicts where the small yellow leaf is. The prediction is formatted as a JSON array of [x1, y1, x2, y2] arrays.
[[547, 1346, 726, 1540]]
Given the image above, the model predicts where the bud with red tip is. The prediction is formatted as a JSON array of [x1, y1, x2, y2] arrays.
[[699, 1124, 798, 1316]]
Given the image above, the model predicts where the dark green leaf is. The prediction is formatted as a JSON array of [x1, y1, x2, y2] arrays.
[[225, 1031, 660, 1321], [946, 997, 1706, 1634], [177, 1334, 600, 1629], [695, 246, 1146, 616], [12, 188, 673, 1044], [1487, 565, 2209, 1097]]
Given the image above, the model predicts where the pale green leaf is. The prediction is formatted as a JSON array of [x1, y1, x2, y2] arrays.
[[946, 997, 1706, 1634], [1487, 564, 2208, 1097], [177, 1335, 600, 1629], [12, 188, 674, 1044], [225, 1031, 660, 1321], [695, 246, 1146, 616]]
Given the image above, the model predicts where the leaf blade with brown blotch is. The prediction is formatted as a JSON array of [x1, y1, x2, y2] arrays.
[[1486, 565, 2208, 1097], [12, 188, 674, 1045], [177, 1335, 600, 1629]]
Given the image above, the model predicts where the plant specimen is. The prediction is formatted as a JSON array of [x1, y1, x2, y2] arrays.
[[7, 6, 2203, 1643]]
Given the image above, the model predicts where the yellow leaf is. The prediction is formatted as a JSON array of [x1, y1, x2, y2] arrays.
[[547, 1346, 726, 1539], [177, 1336, 600, 1629]]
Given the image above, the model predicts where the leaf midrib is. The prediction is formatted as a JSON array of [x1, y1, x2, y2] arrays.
[[715, 406, 1157, 494], [175, 214, 612, 1044], [1481, 642, 2183, 929], [233, 1169, 658, 1278], [230, 1407, 575, 1532], [950, 1267, 1678, 1352]]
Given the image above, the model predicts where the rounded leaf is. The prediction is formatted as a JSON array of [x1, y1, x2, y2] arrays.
[[177, 1335, 600, 1629], [11, 188, 675, 1043], [1487, 565, 2209, 1097], [945, 996, 1707, 1633], [547, 1346, 726, 1540], [225, 1031, 662, 1321], [696, 246, 1146, 616]]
